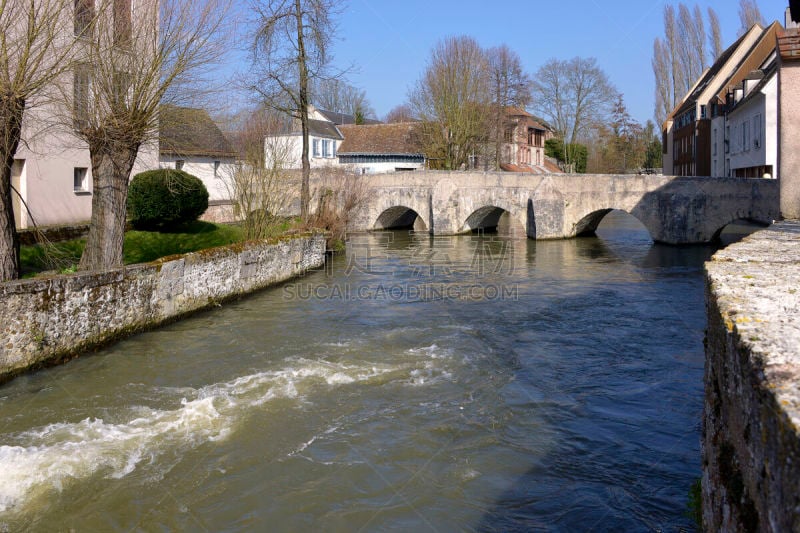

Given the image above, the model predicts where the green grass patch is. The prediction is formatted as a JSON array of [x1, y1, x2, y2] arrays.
[[20, 221, 243, 277], [123, 221, 242, 264]]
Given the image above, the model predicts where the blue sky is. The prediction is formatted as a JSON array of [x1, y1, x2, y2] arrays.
[[229, 0, 790, 125]]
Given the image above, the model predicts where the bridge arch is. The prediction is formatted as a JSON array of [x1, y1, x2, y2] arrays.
[[709, 216, 769, 243], [462, 205, 526, 237], [374, 206, 428, 231], [573, 208, 660, 241]]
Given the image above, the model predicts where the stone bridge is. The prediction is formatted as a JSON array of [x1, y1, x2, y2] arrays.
[[344, 171, 780, 244]]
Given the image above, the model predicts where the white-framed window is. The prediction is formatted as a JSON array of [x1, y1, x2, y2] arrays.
[[312, 139, 321, 157], [214, 160, 221, 178], [743, 121, 750, 151], [725, 126, 730, 154], [74, 167, 89, 193], [175, 160, 184, 170], [754, 114, 762, 149], [713, 128, 717, 156], [322, 139, 331, 158]]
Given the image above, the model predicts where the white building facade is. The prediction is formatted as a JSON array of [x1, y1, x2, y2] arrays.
[[710, 56, 778, 179], [264, 119, 343, 170], [158, 106, 237, 202], [11, 0, 159, 230]]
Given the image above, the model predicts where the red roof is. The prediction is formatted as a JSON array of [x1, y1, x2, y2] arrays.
[[338, 123, 424, 155]]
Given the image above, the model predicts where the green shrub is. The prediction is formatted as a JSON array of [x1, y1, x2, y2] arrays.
[[128, 169, 209, 230]]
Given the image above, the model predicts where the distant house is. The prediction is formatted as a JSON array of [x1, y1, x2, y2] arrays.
[[263, 105, 346, 169], [663, 22, 781, 176], [500, 108, 554, 171], [159, 105, 237, 203], [337, 123, 426, 174]]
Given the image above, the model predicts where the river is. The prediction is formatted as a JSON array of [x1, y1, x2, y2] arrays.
[[0, 212, 755, 531]]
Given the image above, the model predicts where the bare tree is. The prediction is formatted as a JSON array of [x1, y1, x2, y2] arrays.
[[409, 36, 490, 170], [652, 38, 672, 126], [708, 7, 723, 62], [306, 167, 368, 249], [531, 56, 617, 167], [312, 78, 375, 120], [223, 108, 296, 240], [487, 45, 531, 170], [70, 0, 229, 271], [678, 4, 705, 90], [248, 0, 341, 221], [664, 5, 684, 114], [0, 0, 80, 281], [384, 104, 416, 123], [652, 4, 721, 124], [738, 0, 766, 36]]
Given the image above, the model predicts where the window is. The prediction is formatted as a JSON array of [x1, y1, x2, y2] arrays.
[[742, 121, 750, 152], [312, 139, 320, 157], [74, 0, 94, 36], [74, 167, 89, 192], [700, 105, 707, 119], [754, 115, 762, 149], [114, 0, 132, 45], [713, 128, 717, 156], [323, 140, 331, 158], [175, 160, 184, 170], [725, 126, 730, 154], [214, 161, 221, 178], [332, 141, 337, 158], [73, 65, 90, 130], [534, 130, 544, 148]]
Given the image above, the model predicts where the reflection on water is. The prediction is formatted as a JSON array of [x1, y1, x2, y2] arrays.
[[0, 211, 762, 531]]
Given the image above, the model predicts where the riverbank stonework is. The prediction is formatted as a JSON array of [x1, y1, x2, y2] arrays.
[[0, 234, 326, 384], [704, 221, 800, 531]]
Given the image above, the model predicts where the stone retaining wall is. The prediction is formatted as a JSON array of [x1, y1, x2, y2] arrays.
[[0, 234, 326, 383], [18, 224, 91, 245], [704, 221, 800, 531]]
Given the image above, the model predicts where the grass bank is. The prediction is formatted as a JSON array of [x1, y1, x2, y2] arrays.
[[21, 221, 243, 277]]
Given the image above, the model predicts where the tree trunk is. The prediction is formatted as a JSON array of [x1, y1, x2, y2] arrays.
[[295, 0, 310, 221], [79, 140, 139, 271], [0, 96, 25, 282]]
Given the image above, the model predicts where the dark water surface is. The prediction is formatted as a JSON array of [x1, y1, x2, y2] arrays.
[[0, 212, 755, 531]]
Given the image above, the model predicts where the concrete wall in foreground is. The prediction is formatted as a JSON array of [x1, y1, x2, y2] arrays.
[[704, 221, 800, 531], [0, 234, 326, 383]]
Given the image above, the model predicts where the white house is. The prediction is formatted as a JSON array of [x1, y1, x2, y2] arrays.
[[11, 0, 158, 230], [710, 55, 778, 179], [264, 105, 344, 169], [158, 105, 237, 202]]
